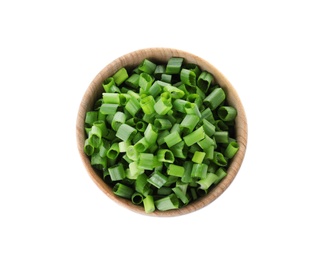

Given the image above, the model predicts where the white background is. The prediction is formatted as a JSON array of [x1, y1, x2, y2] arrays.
[[1, 0, 324, 259]]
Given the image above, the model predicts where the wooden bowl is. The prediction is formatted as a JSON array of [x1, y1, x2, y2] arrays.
[[76, 48, 247, 217]]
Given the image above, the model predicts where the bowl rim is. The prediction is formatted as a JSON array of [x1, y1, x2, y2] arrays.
[[76, 47, 248, 217]]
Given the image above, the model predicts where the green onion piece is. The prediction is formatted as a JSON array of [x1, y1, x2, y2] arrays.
[[127, 161, 144, 179], [113, 183, 133, 199], [102, 77, 115, 93], [215, 120, 229, 131], [180, 114, 200, 135], [119, 94, 130, 106], [144, 123, 158, 144], [132, 132, 143, 144], [154, 95, 172, 115], [155, 194, 179, 211], [148, 81, 162, 98], [160, 73, 172, 83], [111, 111, 126, 131], [138, 153, 154, 170], [126, 145, 139, 161], [112, 68, 128, 86], [224, 141, 239, 158], [118, 141, 129, 153], [125, 73, 139, 89], [143, 195, 155, 213], [165, 57, 183, 74], [90, 152, 107, 170], [173, 99, 191, 113], [84, 139, 94, 156], [140, 95, 156, 115], [213, 152, 228, 166], [203, 87, 226, 110], [184, 102, 201, 117], [125, 96, 141, 116], [139, 73, 154, 92], [148, 171, 168, 189], [157, 149, 175, 163], [183, 126, 205, 146], [198, 135, 215, 150], [157, 187, 172, 196], [202, 119, 216, 137], [138, 59, 157, 74], [214, 168, 227, 184], [88, 125, 102, 148], [116, 123, 137, 141], [180, 68, 196, 87], [192, 151, 206, 164], [164, 131, 182, 148], [102, 93, 120, 104], [197, 172, 219, 190], [154, 118, 172, 130], [85, 111, 98, 127], [172, 186, 189, 205], [108, 163, 126, 181], [135, 174, 151, 196], [154, 64, 166, 79], [106, 142, 120, 160], [135, 121, 147, 132], [163, 85, 185, 99], [181, 161, 193, 183], [99, 103, 118, 115], [167, 164, 185, 177], [157, 130, 170, 145], [201, 107, 215, 123], [191, 163, 208, 179], [187, 93, 203, 108], [218, 106, 237, 122], [197, 71, 213, 92], [190, 187, 198, 200], [170, 141, 188, 159], [214, 131, 229, 143], [131, 192, 144, 205]]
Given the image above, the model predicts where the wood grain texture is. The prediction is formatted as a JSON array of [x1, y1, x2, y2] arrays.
[[76, 48, 248, 217]]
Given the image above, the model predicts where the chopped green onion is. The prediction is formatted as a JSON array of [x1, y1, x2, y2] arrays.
[[140, 95, 156, 115], [138, 153, 155, 170], [125, 73, 139, 89], [102, 77, 115, 93], [213, 152, 228, 167], [131, 192, 144, 205], [197, 71, 213, 92], [111, 111, 126, 131], [102, 93, 120, 104], [180, 114, 200, 135], [113, 183, 133, 199], [88, 125, 102, 148], [203, 87, 226, 110], [164, 131, 182, 148], [191, 163, 208, 179], [125, 96, 141, 116], [148, 171, 168, 189], [84, 139, 94, 156], [139, 72, 154, 91], [180, 68, 196, 87], [155, 194, 179, 211], [99, 103, 118, 115], [167, 164, 185, 177], [218, 106, 237, 122], [214, 131, 229, 143], [154, 65, 166, 79], [116, 124, 137, 142], [172, 186, 189, 205], [166, 57, 183, 74], [135, 173, 151, 196], [154, 118, 172, 130], [192, 151, 206, 164], [183, 126, 205, 146], [108, 163, 126, 181], [154, 94, 172, 115], [143, 195, 155, 213], [157, 149, 175, 163], [224, 141, 239, 158], [138, 59, 157, 74], [112, 68, 128, 86], [106, 142, 120, 160]]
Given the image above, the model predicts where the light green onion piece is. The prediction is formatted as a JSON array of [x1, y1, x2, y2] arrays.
[[139, 73, 154, 91], [112, 68, 128, 86], [154, 65, 166, 79], [113, 183, 133, 199], [165, 57, 183, 74], [148, 171, 168, 189], [154, 95, 172, 115], [135, 121, 147, 132], [127, 161, 143, 180], [144, 123, 158, 145], [180, 114, 200, 135], [88, 125, 102, 148], [155, 194, 179, 211], [106, 142, 120, 160], [138, 153, 154, 170], [197, 71, 213, 92], [85, 111, 98, 127], [184, 102, 201, 117], [143, 195, 155, 213], [198, 135, 216, 150], [224, 141, 239, 158], [118, 141, 129, 153], [119, 93, 130, 106], [131, 192, 144, 205], [214, 168, 227, 184], [125, 96, 141, 116], [191, 163, 208, 179], [218, 106, 237, 122], [99, 103, 118, 115], [102, 77, 115, 93], [203, 87, 226, 110], [138, 59, 157, 74], [180, 68, 196, 87], [164, 131, 182, 148], [126, 145, 139, 161], [90, 152, 107, 170], [202, 119, 216, 137], [213, 152, 228, 166], [183, 126, 205, 146], [140, 95, 156, 115], [109, 163, 126, 181], [181, 161, 193, 183], [170, 141, 188, 159], [161, 73, 172, 83], [157, 149, 175, 163], [197, 172, 219, 190], [148, 81, 162, 98], [163, 85, 185, 99], [116, 124, 137, 141], [192, 151, 206, 164], [173, 99, 191, 113], [111, 111, 126, 131], [167, 164, 185, 177], [102, 93, 120, 104], [154, 118, 172, 130]]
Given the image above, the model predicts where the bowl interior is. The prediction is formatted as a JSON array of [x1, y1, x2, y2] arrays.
[[76, 47, 247, 217]]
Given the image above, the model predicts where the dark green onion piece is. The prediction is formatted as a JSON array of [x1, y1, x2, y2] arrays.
[[106, 142, 120, 160], [164, 131, 182, 148], [197, 172, 219, 190], [214, 168, 227, 184], [197, 71, 213, 92], [113, 183, 134, 199], [172, 186, 189, 205], [170, 141, 188, 159], [213, 152, 228, 166], [90, 152, 107, 170], [218, 106, 237, 122], [125, 73, 140, 89], [88, 125, 102, 148], [84, 139, 94, 156], [102, 77, 115, 93], [138, 153, 154, 170], [155, 194, 179, 211], [154, 65, 166, 79], [131, 192, 144, 205], [214, 131, 229, 143], [111, 111, 126, 131], [85, 111, 98, 126], [135, 174, 151, 196]]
